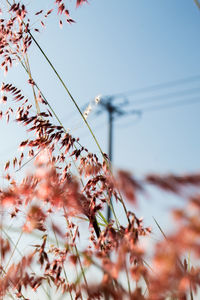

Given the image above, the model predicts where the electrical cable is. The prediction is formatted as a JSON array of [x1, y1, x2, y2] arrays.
[[78, 95, 200, 135], [127, 86, 200, 107], [104, 74, 200, 99], [139, 96, 200, 113], [62, 74, 200, 123]]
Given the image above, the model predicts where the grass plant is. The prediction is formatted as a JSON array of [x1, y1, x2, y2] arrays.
[[0, 1, 200, 299]]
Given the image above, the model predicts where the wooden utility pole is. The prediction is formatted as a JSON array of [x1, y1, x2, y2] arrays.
[[97, 97, 130, 221]]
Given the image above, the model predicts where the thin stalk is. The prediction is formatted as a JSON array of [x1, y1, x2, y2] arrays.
[[75, 248, 88, 290], [142, 259, 155, 274], [190, 283, 194, 300], [50, 218, 74, 300], [24, 54, 40, 114], [28, 29, 104, 157], [4, 223, 69, 249], [125, 263, 131, 296], [62, 267, 75, 300], [153, 217, 184, 272], [80, 252, 127, 294], [2, 228, 51, 299], [15, 53, 64, 129], [110, 201, 120, 229], [0, 204, 3, 279], [63, 208, 88, 290], [187, 252, 194, 300], [75, 216, 106, 228], [188, 251, 191, 271], [1, 266, 26, 300], [5, 231, 23, 271], [194, 0, 200, 9], [51, 223, 59, 248], [5, 292, 16, 300], [98, 212, 108, 225], [153, 217, 167, 240], [75, 267, 88, 285], [16, 149, 42, 172]]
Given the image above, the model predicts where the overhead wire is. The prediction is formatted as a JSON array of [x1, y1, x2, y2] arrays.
[[63, 74, 200, 127], [138, 95, 200, 113], [77, 95, 200, 136], [62, 74, 200, 123], [104, 74, 200, 98], [61, 74, 200, 136], [114, 96, 200, 130], [127, 86, 200, 107]]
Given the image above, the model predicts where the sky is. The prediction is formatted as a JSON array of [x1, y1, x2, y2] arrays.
[[0, 0, 200, 298], [1, 0, 200, 254]]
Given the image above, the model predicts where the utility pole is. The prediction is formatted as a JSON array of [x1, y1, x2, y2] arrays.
[[97, 96, 136, 222], [82, 94, 141, 222], [107, 101, 114, 221]]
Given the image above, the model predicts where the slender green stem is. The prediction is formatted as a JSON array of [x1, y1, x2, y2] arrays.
[[153, 217, 167, 240], [1, 266, 26, 299], [16, 149, 42, 172], [24, 54, 40, 114], [75, 267, 88, 285], [27, 30, 105, 157], [188, 251, 191, 271], [63, 208, 88, 290], [5, 231, 23, 271], [194, 0, 200, 10], [98, 212, 109, 225], [125, 263, 131, 296], [50, 217, 74, 300], [110, 201, 120, 229], [2, 228, 51, 299], [80, 252, 126, 293], [190, 283, 194, 300]]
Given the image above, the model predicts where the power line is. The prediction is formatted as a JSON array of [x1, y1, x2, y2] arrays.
[[114, 97, 200, 130], [113, 96, 200, 125], [127, 86, 200, 107], [139, 96, 200, 113], [62, 74, 200, 125], [104, 74, 200, 99], [61, 74, 200, 157], [76, 95, 200, 137]]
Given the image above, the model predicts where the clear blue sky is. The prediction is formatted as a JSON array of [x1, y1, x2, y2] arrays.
[[1, 0, 200, 230]]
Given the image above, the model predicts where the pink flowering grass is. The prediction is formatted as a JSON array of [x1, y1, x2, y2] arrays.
[[0, 1, 200, 299]]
